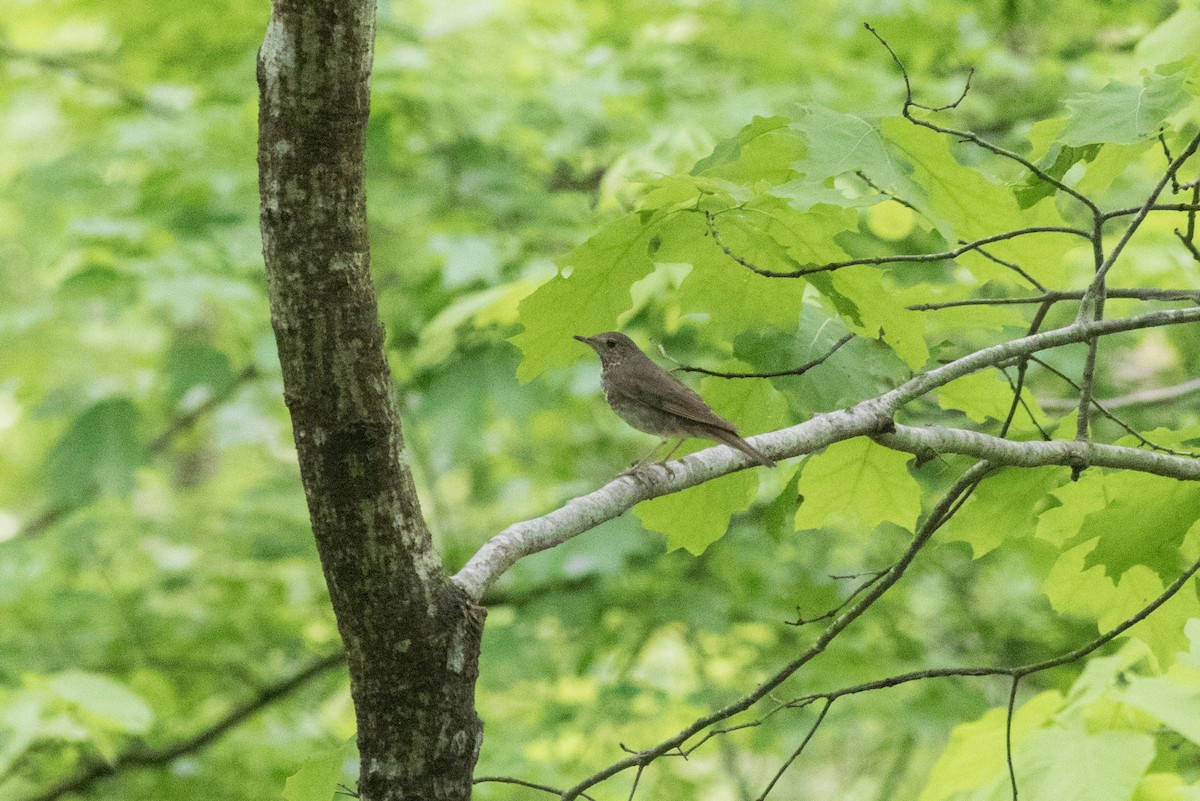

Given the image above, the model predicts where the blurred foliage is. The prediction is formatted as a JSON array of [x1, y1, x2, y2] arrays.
[[2, 0, 1200, 799]]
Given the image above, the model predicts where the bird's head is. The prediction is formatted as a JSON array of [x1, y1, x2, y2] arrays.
[[574, 331, 642, 367]]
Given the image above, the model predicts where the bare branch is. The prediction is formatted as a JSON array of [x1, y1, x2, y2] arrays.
[[453, 305, 1200, 601], [971, 247, 1046, 292], [876, 424, 1200, 478], [556, 464, 995, 800], [472, 776, 596, 800], [1099, 203, 1200, 222], [706, 210, 1088, 278], [21, 651, 346, 801], [1080, 131, 1200, 314], [908, 287, 1200, 312], [998, 302, 1053, 439], [864, 23, 1101, 217], [1026, 356, 1200, 458], [671, 333, 854, 380], [1039, 377, 1200, 411], [10, 366, 262, 542], [755, 698, 833, 800], [1005, 677, 1020, 801]]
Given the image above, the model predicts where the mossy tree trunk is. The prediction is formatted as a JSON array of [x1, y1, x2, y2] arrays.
[[256, 2, 484, 798]]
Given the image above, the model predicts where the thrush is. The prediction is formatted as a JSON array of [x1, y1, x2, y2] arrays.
[[574, 332, 776, 469]]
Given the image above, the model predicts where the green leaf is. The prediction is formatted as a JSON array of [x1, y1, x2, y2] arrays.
[[937, 369, 1041, 425], [1061, 71, 1191, 146], [283, 740, 357, 801], [0, 694, 43, 776], [1014, 726, 1155, 801], [821, 268, 929, 370], [47, 671, 153, 734], [697, 373, 790, 438], [1124, 674, 1200, 745], [918, 691, 1061, 801], [763, 465, 802, 542], [1135, 7, 1200, 71], [512, 214, 659, 381], [57, 264, 141, 309], [163, 339, 234, 407], [636, 470, 758, 555], [691, 116, 805, 183], [942, 467, 1064, 557], [1065, 476, 1200, 582], [667, 208, 810, 339], [793, 105, 908, 190], [883, 118, 1075, 288], [1014, 118, 1101, 208], [794, 439, 920, 532], [45, 398, 144, 505]]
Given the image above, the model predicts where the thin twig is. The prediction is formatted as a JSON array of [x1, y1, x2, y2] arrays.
[[706, 210, 1088, 278], [670, 333, 855, 379], [559, 463, 996, 799], [907, 287, 1200, 311], [998, 302, 1052, 440], [1005, 677, 1020, 801], [1160, 133, 1182, 194], [1027, 356, 1200, 458], [628, 765, 645, 801], [1099, 202, 1200, 222], [1073, 292, 1105, 477], [473, 776, 598, 801], [998, 366, 1052, 441], [788, 570, 888, 627], [864, 23, 1101, 217], [1039, 376, 1200, 411], [778, 551, 1200, 706], [855, 170, 919, 211], [755, 698, 834, 801], [11, 365, 261, 542], [1083, 130, 1200, 306], [971, 246, 1046, 292], [21, 651, 346, 801]]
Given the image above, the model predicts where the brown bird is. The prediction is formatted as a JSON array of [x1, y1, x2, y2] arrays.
[[575, 332, 776, 470]]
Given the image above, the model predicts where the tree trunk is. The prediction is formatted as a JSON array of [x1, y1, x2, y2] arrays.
[[256, 2, 484, 798]]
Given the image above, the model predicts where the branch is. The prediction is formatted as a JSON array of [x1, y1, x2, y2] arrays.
[[907, 287, 1200, 311], [1099, 203, 1200, 222], [21, 651, 346, 801], [864, 23, 1101, 217], [472, 776, 596, 800], [875, 424, 1200, 478], [1039, 377, 1200, 411], [0, 43, 165, 113], [784, 551, 1200, 701], [671, 333, 854, 379], [707, 212, 1089, 278], [1025, 356, 1199, 457], [10, 366, 261, 542], [1080, 130, 1200, 315], [557, 464, 995, 800], [452, 305, 1200, 600], [756, 699, 832, 800]]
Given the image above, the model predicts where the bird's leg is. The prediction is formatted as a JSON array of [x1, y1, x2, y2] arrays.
[[658, 438, 685, 466], [620, 439, 672, 479]]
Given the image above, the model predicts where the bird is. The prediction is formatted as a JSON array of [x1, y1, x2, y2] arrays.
[[574, 331, 776, 470]]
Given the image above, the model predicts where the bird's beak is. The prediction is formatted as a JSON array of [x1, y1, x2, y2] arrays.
[[573, 334, 596, 348]]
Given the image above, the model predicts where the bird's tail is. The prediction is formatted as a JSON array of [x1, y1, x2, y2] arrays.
[[714, 430, 776, 468]]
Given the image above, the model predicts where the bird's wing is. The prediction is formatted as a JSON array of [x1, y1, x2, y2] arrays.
[[611, 365, 740, 435]]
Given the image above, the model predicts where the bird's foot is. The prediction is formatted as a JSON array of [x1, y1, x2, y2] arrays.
[[618, 459, 674, 483], [619, 461, 651, 482]]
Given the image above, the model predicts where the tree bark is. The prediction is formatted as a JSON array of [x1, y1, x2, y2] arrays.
[[256, 2, 483, 798]]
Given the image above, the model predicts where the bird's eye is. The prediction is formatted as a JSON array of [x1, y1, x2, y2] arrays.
[[605, 339, 616, 348]]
